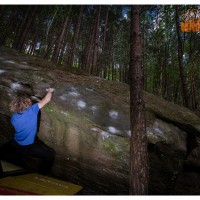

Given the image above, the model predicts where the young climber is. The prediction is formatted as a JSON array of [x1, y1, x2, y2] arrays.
[[9, 88, 55, 174]]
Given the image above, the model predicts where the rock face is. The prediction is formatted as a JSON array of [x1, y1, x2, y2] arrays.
[[0, 47, 200, 194]]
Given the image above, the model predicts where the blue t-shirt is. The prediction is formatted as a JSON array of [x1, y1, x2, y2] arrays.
[[11, 103, 40, 146]]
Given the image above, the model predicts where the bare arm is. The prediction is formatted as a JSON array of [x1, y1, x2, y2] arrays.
[[38, 88, 55, 109]]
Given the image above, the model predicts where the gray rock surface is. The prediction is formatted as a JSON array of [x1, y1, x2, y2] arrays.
[[0, 47, 199, 194]]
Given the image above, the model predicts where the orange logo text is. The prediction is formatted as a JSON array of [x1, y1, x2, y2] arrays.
[[181, 9, 200, 32]]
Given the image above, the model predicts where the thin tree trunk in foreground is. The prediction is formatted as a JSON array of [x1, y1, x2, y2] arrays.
[[175, 6, 190, 108], [67, 5, 84, 68], [129, 5, 148, 195]]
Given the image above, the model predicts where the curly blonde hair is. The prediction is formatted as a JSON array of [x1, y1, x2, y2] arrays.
[[10, 95, 32, 113]]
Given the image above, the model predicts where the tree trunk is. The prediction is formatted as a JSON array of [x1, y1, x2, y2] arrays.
[[0, 9, 15, 45], [42, 9, 58, 59], [102, 67, 106, 79], [81, 10, 96, 72], [175, 6, 190, 108], [119, 63, 123, 82], [109, 27, 114, 81], [66, 5, 84, 68], [28, 25, 39, 55], [13, 6, 38, 51], [51, 6, 71, 64], [103, 7, 109, 48], [58, 38, 67, 65], [13, 8, 30, 49], [91, 5, 101, 75], [43, 31, 58, 59], [112, 61, 115, 81], [100, 6, 109, 75], [190, 66, 198, 110], [129, 5, 148, 195]]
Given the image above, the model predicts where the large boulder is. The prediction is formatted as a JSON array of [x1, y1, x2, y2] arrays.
[[0, 47, 199, 194]]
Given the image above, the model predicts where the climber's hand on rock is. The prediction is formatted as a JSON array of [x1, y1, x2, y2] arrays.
[[46, 88, 55, 93]]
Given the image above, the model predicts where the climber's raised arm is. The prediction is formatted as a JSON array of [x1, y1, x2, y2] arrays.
[[38, 88, 55, 109]]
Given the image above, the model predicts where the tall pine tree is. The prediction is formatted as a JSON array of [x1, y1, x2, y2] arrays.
[[129, 5, 148, 195]]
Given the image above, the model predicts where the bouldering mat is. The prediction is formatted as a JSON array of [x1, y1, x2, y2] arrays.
[[0, 173, 83, 195], [0, 185, 38, 195]]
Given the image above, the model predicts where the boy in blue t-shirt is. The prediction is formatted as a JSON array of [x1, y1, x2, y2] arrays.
[[9, 88, 55, 174]]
